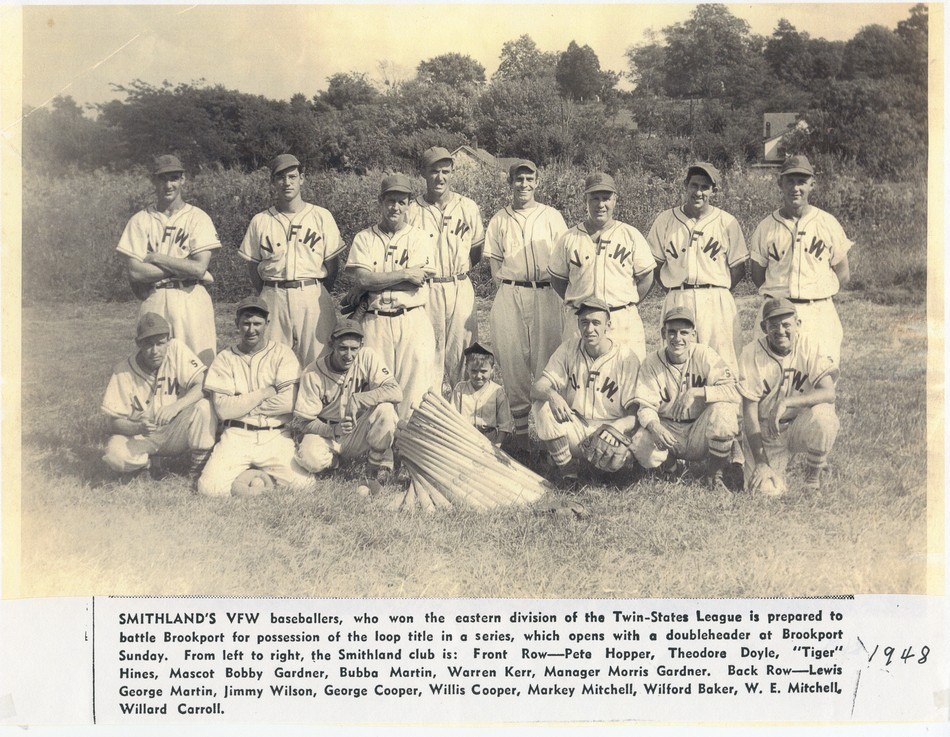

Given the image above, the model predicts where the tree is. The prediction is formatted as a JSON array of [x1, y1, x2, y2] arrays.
[[22, 95, 113, 172], [625, 31, 667, 96], [896, 4, 928, 84], [764, 19, 813, 86], [416, 53, 486, 88], [555, 41, 608, 102], [493, 34, 557, 81], [841, 25, 912, 80], [320, 72, 379, 110]]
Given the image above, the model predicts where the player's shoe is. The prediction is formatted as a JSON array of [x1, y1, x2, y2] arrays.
[[370, 464, 393, 487], [704, 469, 729, 493], [557, 460, 581, 492], [657, 455, 687, 482], [803, 466, 822, 492]]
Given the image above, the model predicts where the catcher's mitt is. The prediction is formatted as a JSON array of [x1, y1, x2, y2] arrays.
[[340, 284, 369, 319], [231, 469, 275, 498], [581, 424, 632, 472], [749, 465, 787, 497]]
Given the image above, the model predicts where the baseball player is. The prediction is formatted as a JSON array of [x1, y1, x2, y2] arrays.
[[101, 312, 216, 476], [451, 342, 514, 448], [196, 296, 315, 497], [293, 319, 402, 486], [484, 159, 568, 441], [629, 306, 740, 490], [345, 173, 436, 419], [739, 297, 840, 494], [406, 146, 485, 393], [749, 155, 852, 364], [240, 154, 344, 367], [549, 173, 655, 360], [117, 154, 221, 366], [647, 162, 749, 372], [531, 298, 641, 486]]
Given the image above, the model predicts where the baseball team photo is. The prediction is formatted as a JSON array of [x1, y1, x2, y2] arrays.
[[12, 3, 933, 599]]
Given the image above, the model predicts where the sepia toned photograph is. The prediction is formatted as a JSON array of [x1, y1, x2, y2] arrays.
[[9, 2, 936, 603]]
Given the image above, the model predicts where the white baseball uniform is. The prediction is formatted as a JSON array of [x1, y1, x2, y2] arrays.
[[485, 203, 568, 435], [533, 338, 640, 458], [345, 224, 436, 418], [406, 192, 485, 391], [294, 346, 402, 473], [101, 338, 216, 472], [738, 334, 840, 484], [452, 379, 514, 444], [749, 207, 853, 363], [117, 205, 220, 365], [240, 204, 345, 366], [647, 206, 749, 371], [197, 341, 315, 497], [630, 344, 740, 467], [548, 221, 656, 359]]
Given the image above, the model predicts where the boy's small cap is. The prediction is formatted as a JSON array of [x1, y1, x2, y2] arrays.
[[464, 342, 494, 359]]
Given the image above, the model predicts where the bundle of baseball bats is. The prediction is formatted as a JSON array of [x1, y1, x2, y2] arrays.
[[391, 392, 552, 512]]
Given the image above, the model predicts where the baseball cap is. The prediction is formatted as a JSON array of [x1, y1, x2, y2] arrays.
[[508, 159, 538, 180], [270, 154, 301, 177], [235, 295, 270, 318], [762, 297, 797, 323], [685, 161, 721, 187], [153, 155, 184, 176], [575, 297, 611, 315], [780, 155, 814, 177], [331, 318, 365, 340], [421, 146, 454, 170], [380, 173, 413, 197], [463, 341, 494, 359], [584, 172, 617, 194], [136, 312, 171, 342], [663, 306, 696, 327]]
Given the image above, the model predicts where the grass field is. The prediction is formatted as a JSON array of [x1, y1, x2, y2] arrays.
[[19, 293, 927, 599]]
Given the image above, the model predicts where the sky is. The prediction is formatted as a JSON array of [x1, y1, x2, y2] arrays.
[[20, 3, 920, 110]]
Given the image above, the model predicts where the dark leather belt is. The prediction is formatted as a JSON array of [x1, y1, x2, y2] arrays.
[[366, 305, 422, 317], [428, 273, 468, 284], [764, 294, 830, 305], [155, 280, 199, 289], [265, 278, 321, 289], [674, 283, 718, 290], [608, 302, 635, 312], [224, 420, 286, 431], [502, 279, 550, 288]]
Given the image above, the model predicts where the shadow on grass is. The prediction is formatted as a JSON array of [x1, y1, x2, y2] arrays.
[[24, 433, 122, 487]]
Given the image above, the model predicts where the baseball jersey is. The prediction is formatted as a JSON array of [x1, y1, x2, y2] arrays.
[[345, 224, 435, 311], [406, 192, 485, 278], [541, 339, 640, 424], [749, 207, 852, 299], [239, 204, 345, 280], [116, 205, 220, 284], [635, 344, 739, 427], [738, 335, 838, 422], [101, 339, 206, 421], [548, 221, 656, 308], [484, 204, 568, 282], [295, 347, 398, 423], [204, 341, 301, 427], [452, 379, 514, 433], [647, 206, 748, 288]]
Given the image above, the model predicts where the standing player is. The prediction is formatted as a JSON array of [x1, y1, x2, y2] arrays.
[[240, 154, 344, 367], [101, 312, 216, 476], [629, 307, 740, 490], [485, 159, 568, 441], [293, 319, 403, 486], [117, 154, 220, 366], [531, 299, 641, 486], [345, 174, 436, 418], [548, 173, 655, 360], [739, 298, 840, 494], [647, 162, 749, 372], [197, 296, 315, 497], [406, 147, 485, 393], [749, 155, 852, 364]]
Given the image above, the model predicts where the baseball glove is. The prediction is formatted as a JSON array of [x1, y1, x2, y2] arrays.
[[581, 424, 632, 472], [231, 469, 275, 498], [749, 465, 787, 497], [340, 285, 369, 319]]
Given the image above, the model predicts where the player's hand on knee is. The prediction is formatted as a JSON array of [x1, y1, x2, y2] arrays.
[[766, 397, 787, 438], [652, 425, 678, 450], [550, 395, 572, 423], [340, 416, 356, 435], [140, 419, 158, 436]]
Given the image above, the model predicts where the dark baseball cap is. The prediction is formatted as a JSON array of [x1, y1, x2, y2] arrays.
[[762, 297, 797, 323], [270, 154, 301, 177], [380, 173, 413, 197], [421, 146, 454, 170], [508, 159, 538, 180], [663, 306, 696, 327], [584, 172, 617, 194], [685, 161, 720, 187], [331, 318, 365, 340], [136, 312, 171, 342], [235, 295, 270, 317], [152, 155, 184, 176], [463, 341, 494, 359], [575, 297, 611, 315], [780, 155, 814, 177]]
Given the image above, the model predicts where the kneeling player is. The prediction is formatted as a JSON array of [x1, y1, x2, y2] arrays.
[[530, 299, 640, 486], [293, 319, 402, 486], [629, 307, 740, 490], [739, 298, 840, 495], [101, 312, 216, 476], [451, 342, 513, 448]]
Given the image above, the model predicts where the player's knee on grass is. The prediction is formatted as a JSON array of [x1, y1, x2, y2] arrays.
[[630, 428, 668, 469], [295, 435, 336, 474], [195, 458, 239, 497], [103, 435, 151, 473], [705, 403, 739, 456], [367, 403, 398, 448]]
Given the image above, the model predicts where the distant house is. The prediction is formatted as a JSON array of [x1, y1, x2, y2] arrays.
[[451, 145, 522, 173], [762, 113, 807, 163]]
